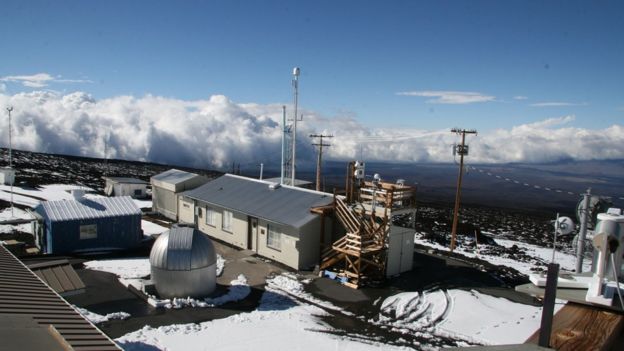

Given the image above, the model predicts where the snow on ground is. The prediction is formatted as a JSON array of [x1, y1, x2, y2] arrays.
[[133, 199, 152, 209], [413, 232, 591, 276], [376, 289, 564, 346], [438, 289, 563, 345], [116, 277, 404, 351], [0, 207, 35, 233], [147, 274, 251, 309], [84, 258, 152, 279], [85, 255, 225, 280], [74, 306, 130, 324], [267, 273, 353, 315], [216, 254, 225, 276], [0, 189, 41, 207], [495, 238, 591, 273], [0, 184, 93, 208], [141, 220, 168, 237]]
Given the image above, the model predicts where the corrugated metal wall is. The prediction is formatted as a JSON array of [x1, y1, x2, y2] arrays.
[[44, 214, 142, 254], [153, 186, 178, 219]]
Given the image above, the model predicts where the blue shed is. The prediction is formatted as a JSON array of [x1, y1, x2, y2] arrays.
[[35, 196, 143, 254]]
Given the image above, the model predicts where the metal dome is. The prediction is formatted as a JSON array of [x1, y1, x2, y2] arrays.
[[149, 226, 217, 298], [150, 226, 216, 270]]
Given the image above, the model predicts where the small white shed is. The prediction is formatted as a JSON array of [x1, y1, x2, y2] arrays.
[[386, 225, 415, 277], [151, 169, 209, 220], [0, 167, 16, 185], [103, 177, 149, 198]]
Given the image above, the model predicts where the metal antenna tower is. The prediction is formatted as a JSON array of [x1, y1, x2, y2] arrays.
[[450, 128, 477, 252], [291, 67, 301, 186], [6, 106, 14, 218], [310, 134, 333, 191]]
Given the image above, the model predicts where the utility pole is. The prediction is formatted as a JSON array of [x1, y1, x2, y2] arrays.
[[450, 128, 477, 252], [310, 134, 333, 191], [6, 107, 14, 218]]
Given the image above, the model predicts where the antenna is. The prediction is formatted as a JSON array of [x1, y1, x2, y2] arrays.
[[6, 106, 14, 218], [280, 105, 286, 185], [291, 67, 301, 186]]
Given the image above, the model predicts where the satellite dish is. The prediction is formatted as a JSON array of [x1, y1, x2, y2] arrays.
[[555, 216, 575, 235]]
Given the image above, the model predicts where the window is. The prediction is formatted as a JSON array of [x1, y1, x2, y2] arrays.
[[222, 210, 233, 232], [205, 207, 217, 226], [267, 225, 281, 250], [134, 189, 142, 196], [80, 224, 97, 240]]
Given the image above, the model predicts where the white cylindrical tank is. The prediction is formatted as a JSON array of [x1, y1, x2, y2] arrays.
[[149, 226, 217, 298]]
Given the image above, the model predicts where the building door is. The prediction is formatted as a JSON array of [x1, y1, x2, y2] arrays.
[[247, 217, 258, 251]]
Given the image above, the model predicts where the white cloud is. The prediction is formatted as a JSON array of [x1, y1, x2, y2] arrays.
[[530, 101, 588, 107], [0, 91, 622, 168], [0, 83, 5, 93], [396, 90, 495, 104], [513, 96, 528, 100], [0, 73, 91, 88]]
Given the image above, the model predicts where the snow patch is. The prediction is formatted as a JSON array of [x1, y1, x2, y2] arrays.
[[73, 306, 130, 324]]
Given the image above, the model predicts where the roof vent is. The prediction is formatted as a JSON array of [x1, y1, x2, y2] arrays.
[[70, 189, 85, 200], [269, 183, 281, 190]]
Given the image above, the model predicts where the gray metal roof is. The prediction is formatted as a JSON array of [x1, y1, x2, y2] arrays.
[[182, 174, 333, 229], [36, 196, 141, 222], [103, 177, 148, 185], [150, 227, 216, 270], [27, 259, 86, 296], [263, 177, 312, 187], [0, 245, 121, 350], [151, 168, 200, 185]]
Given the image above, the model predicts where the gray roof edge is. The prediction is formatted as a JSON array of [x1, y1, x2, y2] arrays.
[[223, 174, 332, 197]]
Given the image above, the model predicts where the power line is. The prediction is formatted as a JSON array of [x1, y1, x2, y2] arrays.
[[310, 134, 333, 191], [467, 165, 624, 200]]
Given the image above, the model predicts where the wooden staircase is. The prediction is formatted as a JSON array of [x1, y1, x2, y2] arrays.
[[320, 196, 389, 288]]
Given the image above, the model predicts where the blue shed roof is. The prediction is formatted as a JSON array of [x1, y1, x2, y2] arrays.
[[182, 174, 333, 229], [36, 196, 141, 222]]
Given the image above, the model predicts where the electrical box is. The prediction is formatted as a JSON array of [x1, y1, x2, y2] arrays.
[[454, 145, 469, 156], [354, 161, 365, 179]]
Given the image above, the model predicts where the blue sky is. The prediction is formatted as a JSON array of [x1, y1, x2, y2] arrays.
[[1, 0, 623, 132]]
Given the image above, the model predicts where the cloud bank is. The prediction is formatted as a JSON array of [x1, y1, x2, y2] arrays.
[[0, 91, 623, 170]]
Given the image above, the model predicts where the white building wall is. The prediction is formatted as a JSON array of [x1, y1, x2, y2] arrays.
[[152, 186, 178, 220], [255, 220, 300, 269], [195, 203, 247, 249], [296, 218, 324, 270], [178, 197, 195, 224], [112, 183, 148, 198], [189, 200, 310, 270]]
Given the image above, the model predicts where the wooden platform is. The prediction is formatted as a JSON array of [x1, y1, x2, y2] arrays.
[[525, 303, 624, 350]]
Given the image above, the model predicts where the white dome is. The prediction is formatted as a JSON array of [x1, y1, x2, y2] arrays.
[[149, 227, 217, 298]]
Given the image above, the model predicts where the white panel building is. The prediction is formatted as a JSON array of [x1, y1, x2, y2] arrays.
[[103, 177, 149, 198], [178, 174, 334, 270], [151, 169, 209, 220]]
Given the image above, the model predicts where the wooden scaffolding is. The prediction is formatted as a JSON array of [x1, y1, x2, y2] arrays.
[[319, 162, 416, 288]]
